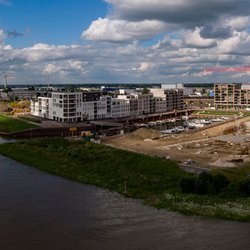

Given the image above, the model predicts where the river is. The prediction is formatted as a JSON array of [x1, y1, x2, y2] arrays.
[[0, 140, 250, 249]]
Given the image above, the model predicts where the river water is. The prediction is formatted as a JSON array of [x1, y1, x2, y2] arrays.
[[0, 141, 250, 249]]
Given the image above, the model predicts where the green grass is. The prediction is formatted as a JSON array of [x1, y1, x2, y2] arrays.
[[18, 115, 42, 123], [0, 114, 39, 132], [0, 138, 249, 221], [212, 166, 250, 182]]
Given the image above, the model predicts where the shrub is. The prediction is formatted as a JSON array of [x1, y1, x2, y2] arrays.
[[239, 178, 250, 196], [180, 172, 231, 195], [214, 174, 230, 193], [219, 182, 240, 198], [195, 172, 215, 195], [179, 177, 196, 193]]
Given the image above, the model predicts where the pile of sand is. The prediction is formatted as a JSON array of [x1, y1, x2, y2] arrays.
[[123, 128, 160, 141]]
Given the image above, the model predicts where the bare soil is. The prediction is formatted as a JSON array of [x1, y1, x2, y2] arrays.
[[102, 116, 250, 169]]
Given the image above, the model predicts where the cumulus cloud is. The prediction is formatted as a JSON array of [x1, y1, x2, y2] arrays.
[[43, 63, 60, 74], [105, 0, 250, 27], [83, 18, 168, 42], [183, 28, 217, 48], [218, 31, 250, 55], [200, 24, 233, 39], [132, 62, 152, 72], [2, 0, 250, 84], [83, 0, 250, 43], [226, 16, 250, 31]]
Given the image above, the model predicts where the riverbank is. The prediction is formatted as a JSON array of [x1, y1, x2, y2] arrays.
[[0, 138, 249, 221]]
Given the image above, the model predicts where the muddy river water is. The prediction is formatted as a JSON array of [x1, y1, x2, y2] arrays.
[[0, 138, 249, 249]]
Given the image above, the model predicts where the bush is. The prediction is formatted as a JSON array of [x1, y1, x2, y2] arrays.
[[219, 182, 240, 198], [180, 172, 230, 195], [239, 178, 250, 196], [179, 177, 196, 193], [195, 172, 215, 195], [214, 174, 230, 193]]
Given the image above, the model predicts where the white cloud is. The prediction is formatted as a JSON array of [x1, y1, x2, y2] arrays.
[[2, 0, 250, 85], [226, 16, 249, 31], [83, 0, 250, 44], [132, 62, 152, 72], [43, 63, 60, 74], [0, 29, 5, 46], [182, 27, 217, 48], [82, 18, 168, 42], [218, 31, 250, 54]]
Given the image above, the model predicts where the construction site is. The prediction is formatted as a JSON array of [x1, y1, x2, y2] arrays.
[[102, 114, 250, 170]]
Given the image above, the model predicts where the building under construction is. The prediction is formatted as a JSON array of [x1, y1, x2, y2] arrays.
[[214, 83, 250, 109]]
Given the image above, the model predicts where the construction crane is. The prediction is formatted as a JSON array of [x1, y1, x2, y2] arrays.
[[1, 72, 11, 89], [3, 74, 9, 88]]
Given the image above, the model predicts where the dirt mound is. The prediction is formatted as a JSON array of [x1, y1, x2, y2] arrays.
[[122, 128, 160, 141]]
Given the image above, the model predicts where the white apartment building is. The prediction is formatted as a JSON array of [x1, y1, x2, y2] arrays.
[[52, 92, 82, 122], [82, 96, 111, 120], [30, 96, 53, 119], [111, 98, 130, 118], [31, 87, 184, 122]]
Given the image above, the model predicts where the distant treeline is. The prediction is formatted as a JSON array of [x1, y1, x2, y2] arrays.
[[2, 82, 243, 89]]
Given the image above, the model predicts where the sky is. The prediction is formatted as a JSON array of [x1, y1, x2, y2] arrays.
[[1, 0, 250, 85]]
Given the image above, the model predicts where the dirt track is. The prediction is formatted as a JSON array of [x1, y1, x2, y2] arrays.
[[102, 116, 250, 169]]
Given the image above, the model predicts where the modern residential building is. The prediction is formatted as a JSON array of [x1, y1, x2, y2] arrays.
[[31, 86, 184, 122], [30, 96, 53, 119], [111, 98, 130, 118], [51, 92, 82, 122], [150, 88, 184, 112], [214, 83, 250, 109], [165, 89, 184, 111], [82, 96, 111, 120]]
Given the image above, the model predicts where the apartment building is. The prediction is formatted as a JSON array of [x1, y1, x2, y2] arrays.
[[149, 88, 184, 112], [51, 92, 82, 122], [214, 83, 250, 109], [82, 96, 111, 120], [117, 93, 151, 116], [165, 89, 184, 111], [138, 94, 151, 114], [31, 86, 184, 122], [111, 98, 130, 118], [30, 96, 53, 119]]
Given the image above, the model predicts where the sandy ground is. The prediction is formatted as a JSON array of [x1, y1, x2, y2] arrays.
[[102, 116, 250, 169]]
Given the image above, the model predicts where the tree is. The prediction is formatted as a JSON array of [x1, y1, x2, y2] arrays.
[[28, 85, 35, 91], [142, 87, 150, 94]]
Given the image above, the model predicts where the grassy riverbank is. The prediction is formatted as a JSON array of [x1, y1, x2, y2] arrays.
[[0, 138, 249, 221], [0, 114, 38, 132]]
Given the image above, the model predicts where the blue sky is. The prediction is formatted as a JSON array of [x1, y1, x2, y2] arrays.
[[1, 0, 107, 47], [1, 0, 250, 85]]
